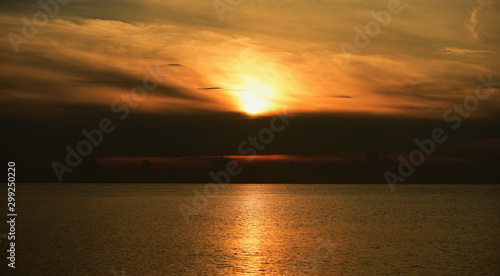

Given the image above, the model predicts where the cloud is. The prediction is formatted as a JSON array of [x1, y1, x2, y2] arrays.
[[198, 87, 224, 90], [438, 47, 495, 55], [1, 0, 499, 117], [465, 0, 493, 40], [331, 95, 353, 99], [314, 95, 354, 99]]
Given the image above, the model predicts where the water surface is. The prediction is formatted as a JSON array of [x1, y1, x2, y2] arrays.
[[9, 184, 500, 275]]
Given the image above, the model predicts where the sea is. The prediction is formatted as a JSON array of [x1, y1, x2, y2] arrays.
[[5, 183, 500, 275]]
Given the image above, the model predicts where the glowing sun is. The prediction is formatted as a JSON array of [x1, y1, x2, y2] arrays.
[[235, 77, 277, 115]]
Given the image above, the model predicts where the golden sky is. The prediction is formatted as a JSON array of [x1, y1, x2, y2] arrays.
[[1, 0, 499, 117]]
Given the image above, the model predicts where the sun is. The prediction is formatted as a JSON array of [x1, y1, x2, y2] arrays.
[[235, 77, 277, 115], [239, 92, 271, 115]]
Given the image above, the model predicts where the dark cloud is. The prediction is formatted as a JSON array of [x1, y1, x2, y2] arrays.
[[0, 48, 206, 103], [331, 95, 353, 98], [198, 87, 224, 90], [2, 107, 499, 183], [2, 107, 499, 159]]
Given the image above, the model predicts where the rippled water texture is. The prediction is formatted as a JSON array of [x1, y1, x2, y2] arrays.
[[9, 184, 500, 275]]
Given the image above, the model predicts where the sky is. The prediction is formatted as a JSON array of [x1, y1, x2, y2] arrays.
[[1, 0, 499, 182]]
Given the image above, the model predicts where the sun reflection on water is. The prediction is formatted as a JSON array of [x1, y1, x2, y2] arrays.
[[238, 192, 267, 275]]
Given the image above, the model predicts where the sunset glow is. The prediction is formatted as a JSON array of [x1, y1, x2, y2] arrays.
[[235, 77, 278, 115], [1, 0, 499, 182]]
